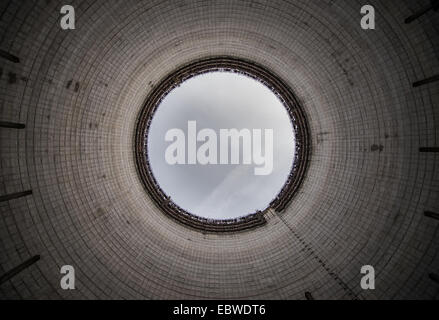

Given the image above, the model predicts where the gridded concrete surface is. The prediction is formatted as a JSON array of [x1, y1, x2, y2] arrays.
[[0, 0, 438, 299]]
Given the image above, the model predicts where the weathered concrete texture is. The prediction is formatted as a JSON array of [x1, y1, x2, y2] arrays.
[[0, 0, 438, 299]]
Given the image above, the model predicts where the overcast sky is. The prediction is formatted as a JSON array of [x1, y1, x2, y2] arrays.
[[147, 72, 295, 220]]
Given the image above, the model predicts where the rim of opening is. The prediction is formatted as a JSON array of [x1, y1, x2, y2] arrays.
[[135, 56, 310, 233]]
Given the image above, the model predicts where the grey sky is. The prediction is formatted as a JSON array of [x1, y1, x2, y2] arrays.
[[147, 72, 295, 220]]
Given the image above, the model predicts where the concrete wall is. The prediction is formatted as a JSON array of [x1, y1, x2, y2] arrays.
[[0, 0, 438, 299]]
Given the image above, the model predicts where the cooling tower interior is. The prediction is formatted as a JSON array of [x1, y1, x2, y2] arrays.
[[0, 0, 438, 300]]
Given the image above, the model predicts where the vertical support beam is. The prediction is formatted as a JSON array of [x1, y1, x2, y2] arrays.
[[424, 211, 439, 220], [305, 292, 315, 300], [405, 7, 433, 24], [0, 49, 20, 63], [413, 75, 439, 87], [0, 190, 32, 202], [0, 255, 40, 285], [429, 273, 439, 284], [0, 121, 26, 129], [419, 147, 439, 152], [405, 0, 439, 24]]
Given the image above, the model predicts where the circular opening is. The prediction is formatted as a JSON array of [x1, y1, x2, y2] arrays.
[[135, 57, 310, 232], [147, 72, 296, 220]]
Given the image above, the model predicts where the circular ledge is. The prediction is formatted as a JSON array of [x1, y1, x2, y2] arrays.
[[135, 56, 311, 233]]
